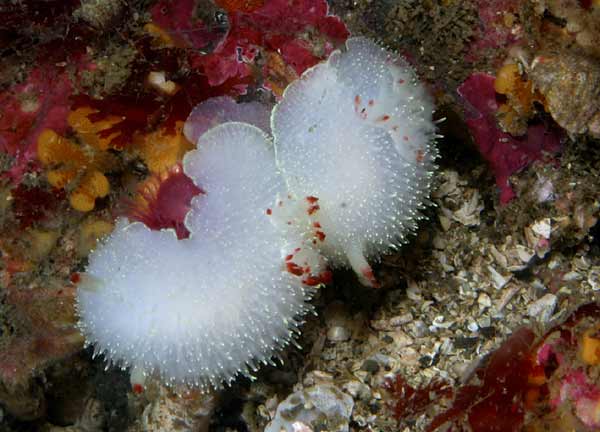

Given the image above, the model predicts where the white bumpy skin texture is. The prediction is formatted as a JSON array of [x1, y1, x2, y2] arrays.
[[77, 37, 437, 390], [77, 123, 326, 390], [272, 37, 437, 287]]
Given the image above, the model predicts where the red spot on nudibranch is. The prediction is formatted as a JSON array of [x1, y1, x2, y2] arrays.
[[361, 267, 380, 288], [266, 208, 272, 215], [315, 231, 326, 241], [313, 222, 321, 228], [354, 95, 368, 119], [302, 270, 333, 286], [377, 114, 390, 122], [285, 254, 294, 261], [70, 273, 80, 284], [398, 79, 405, 84], [286, 262, 304, 276], [368, 99, 374, 106], [306, 195, 320, 215], [132, 384, 144, 394]]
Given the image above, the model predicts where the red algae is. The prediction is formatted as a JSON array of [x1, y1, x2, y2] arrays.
[[125, 164, 203, 239], [196, 0, 348, 86], [11, 184, 65, 229], [467, 0, 523, 66], [457, 73, 562, 203], [386, 328, 537, 431], [215, 0, 265, 13], [386, 304, 600, 431], [0, 65, 74, 181], [434, 327, 536, 431], [150, 0, 216, 49], [384, 376, 453, 422]]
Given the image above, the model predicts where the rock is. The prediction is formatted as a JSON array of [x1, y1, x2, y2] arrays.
[[265, 384, 354, 432], [527, 293, 557, 324], [140, 385, 216, 432], [341, 380, 371, 401], [477, 292, 492, 308], [360, 359, 380, 374], [327, 326, 351, 342]]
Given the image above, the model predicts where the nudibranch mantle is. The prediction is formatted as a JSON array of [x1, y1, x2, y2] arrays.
[[272, 37, 437, 286], [76, 123, 326, 390]]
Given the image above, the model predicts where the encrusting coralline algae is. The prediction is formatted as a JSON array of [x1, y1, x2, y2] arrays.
[[76, 37, 437, 390]]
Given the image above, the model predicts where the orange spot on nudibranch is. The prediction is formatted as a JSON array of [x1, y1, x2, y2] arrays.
[[416, 149, 425, 163]]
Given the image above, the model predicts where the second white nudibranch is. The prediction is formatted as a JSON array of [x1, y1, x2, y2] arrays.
[[272, 37, 437, 286]]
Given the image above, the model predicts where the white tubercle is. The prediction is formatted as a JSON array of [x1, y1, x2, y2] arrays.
[[271, 37, 437, 286], [77, 122, 326, 390]]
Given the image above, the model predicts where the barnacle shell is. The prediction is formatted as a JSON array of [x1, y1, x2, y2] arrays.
[[529, 51, 600, 138]]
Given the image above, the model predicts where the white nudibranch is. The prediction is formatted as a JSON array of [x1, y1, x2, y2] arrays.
[[76, 37, 436, 390], [77, 122, 327, 390], [272, 37, 437, 287]]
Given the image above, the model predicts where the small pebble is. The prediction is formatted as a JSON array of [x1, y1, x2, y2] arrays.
[[527, 293, 557, 324], [327, 326, 351, 342], [477, 292, 492, 308], [360, 359, 380, 374]]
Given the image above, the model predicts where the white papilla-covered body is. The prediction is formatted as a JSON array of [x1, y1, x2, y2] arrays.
[[273, 37, 436, 286], [76, 37, 436, 389], [77, 123, 325, 389]]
